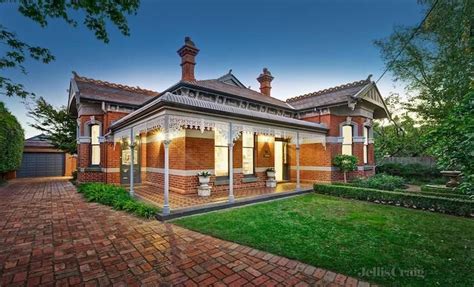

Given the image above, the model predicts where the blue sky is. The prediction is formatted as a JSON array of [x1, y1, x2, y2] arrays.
[[1, 0, 424, 137]]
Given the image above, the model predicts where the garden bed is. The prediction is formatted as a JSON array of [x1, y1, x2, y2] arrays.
[[77, 183, 159, 218]]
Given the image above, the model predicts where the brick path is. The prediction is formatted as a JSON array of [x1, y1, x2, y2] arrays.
[[0, 178, 374, 286], [134, 183, 313, 209]]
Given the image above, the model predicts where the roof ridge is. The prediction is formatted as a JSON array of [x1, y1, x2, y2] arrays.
[[286, 75, 372, 103], [72, 72, 158, 96]]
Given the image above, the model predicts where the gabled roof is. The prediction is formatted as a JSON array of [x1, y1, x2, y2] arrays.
[[71, 72, 159, 107], [173, 71, 293, 110], [286, 75, 373, 110]]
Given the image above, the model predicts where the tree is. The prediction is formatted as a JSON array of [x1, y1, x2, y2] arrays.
[[1, 0, 140, 98], [27, 97, 77, 154], [333, 155, 358, 183], [0, 102, 24, 177], [375, 0, 473, 193], [373, 95, 430, 161]]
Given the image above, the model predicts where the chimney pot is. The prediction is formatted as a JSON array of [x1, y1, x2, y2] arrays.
[[177, 37, 199, 81], [257, 68, 274, 96]]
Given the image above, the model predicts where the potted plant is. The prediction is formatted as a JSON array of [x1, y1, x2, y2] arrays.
[[266, 167, 276, 178], [197, 171, 211, 196]]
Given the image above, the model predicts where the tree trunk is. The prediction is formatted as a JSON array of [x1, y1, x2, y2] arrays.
[[343, 172, 347, 183]]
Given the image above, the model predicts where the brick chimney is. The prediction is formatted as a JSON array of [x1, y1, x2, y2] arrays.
[[257, 68, 274, 96], [177, 37, 200, 82]]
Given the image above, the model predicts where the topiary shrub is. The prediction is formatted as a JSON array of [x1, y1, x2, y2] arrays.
[[0, 102, 24, 179], [77, 183, 159, 218], [333, 154, 358, 183], [351, 173, 405, 191]]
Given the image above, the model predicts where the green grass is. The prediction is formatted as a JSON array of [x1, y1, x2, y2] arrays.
[[77, 182, 159, 218], [174, 194, 474, 286]]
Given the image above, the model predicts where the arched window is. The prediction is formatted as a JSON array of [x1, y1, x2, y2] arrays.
[[363, 126, 370, 164], [90, 124, 101, 165], [342, 125, 353, 156]]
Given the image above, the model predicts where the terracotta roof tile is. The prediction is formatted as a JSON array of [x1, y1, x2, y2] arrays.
[[73, 72, 159, 106]]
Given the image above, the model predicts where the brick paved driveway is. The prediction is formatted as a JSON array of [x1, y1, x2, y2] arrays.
[[0, 178, 373, 287]]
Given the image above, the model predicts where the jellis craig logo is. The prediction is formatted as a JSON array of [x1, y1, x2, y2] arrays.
[[358, 267, 425, 278]]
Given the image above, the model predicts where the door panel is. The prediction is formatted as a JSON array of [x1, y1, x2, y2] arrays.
[[17, 152, 64, 177], [120, 143, 141, 184]]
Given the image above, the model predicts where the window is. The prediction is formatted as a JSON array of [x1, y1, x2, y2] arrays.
[[342, 125, 353, 156], [214, 131, 229, 177], [363, 126, 369, 164], [90, 124, 101, 165], [242, 132, 255, 175]]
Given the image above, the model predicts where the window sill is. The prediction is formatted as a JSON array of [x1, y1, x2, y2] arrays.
[[214, 178, 229, 185], [242, 176, 258, 183], [85, 166, 102, 172]]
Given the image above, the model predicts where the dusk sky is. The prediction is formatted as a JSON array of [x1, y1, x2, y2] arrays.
[[1, 0, 424, 138]]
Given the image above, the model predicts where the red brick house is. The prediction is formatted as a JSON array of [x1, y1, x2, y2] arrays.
[[68, 37, 389, 214]]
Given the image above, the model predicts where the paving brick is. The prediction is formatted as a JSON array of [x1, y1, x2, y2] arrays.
[[0, 178, 369, 287]]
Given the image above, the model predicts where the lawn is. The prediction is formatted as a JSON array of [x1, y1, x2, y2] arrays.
[[173, 194, 474, 286]]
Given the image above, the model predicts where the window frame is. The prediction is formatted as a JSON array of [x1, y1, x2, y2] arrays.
[[242, 132, 256, 177], [214, 131, 229, 179], [90, 124, 101, 166], [341, 125, 353, 156], [363, 126, 370, 164]]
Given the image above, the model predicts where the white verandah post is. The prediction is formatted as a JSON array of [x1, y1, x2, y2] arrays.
[[296, 131, 301, 190], [163, 115, 171, 215], [228, 122, 235, 203], [129, 127, 135, 197]]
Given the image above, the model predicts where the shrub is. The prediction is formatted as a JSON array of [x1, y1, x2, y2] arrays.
[[333, 154, 358, 183], [376, 162, 441, 183], [420, 185, 458, 194], [351, 174, 405, 191], [0, 102, 24, 176], [77, 183, 159, 218], [313, 184, 473, 217]]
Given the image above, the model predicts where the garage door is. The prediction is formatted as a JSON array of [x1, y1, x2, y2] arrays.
[[17, 153, 65, 178]]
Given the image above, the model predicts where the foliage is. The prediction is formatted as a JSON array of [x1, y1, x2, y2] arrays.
[[396, 189, 470, 200], [427, 92, 474, 194], [351, 174, 405, 191], [373, 95, 430, 160], [420, 185, 458, 194], [1, 1, 140, 98], [376, 162, 441, 184], [197, 171, 211, 177], [0, 102, 24, 174], [27, 97, 77, 154], [314, 184, 473, 217], [333, 154, 357, 183], [375, 0, 473, 194], [266, 167, 275, 172], [174, 194, 474, 286], [77, 183, 159, 218]]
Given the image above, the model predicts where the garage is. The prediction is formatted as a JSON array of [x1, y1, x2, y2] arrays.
[[17, 152, 65, 178], [16, 134, 76, 178]]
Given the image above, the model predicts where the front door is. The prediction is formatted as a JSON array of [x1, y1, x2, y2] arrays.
[[120, 141, 141, 184], [274, 140, 289, 182]]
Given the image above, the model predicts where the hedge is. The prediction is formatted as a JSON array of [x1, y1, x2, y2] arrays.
[[77, 183, 159, 218], [314, 184, 473, 217], [376, 162, 442, 183], [0, 102, 24, 174], [420, 185, 458, 194], [395, 189, 471, 200]]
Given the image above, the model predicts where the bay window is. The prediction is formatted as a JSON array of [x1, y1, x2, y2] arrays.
[[342, 125, 353, 156], [242, 132, 255, 175], [90, 124, 101, 165], [214, 131, 229, 177]]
